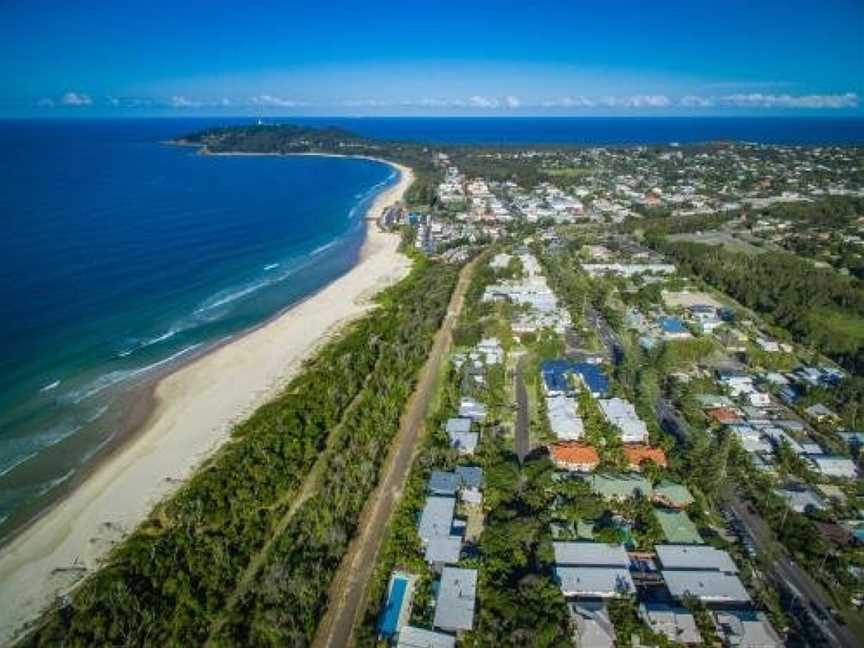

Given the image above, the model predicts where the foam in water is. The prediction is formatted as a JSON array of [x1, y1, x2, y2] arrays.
[[39, 380, 61, 393]]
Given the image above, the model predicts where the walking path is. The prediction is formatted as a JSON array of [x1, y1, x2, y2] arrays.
[[312, 258, 478, 648]]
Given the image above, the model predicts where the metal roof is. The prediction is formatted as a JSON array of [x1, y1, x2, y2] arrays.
[[433, 567, 477, 632], [555, 566, 635, 598], [397, 626, 456, 648], [425, 535, 462, 565], [428, 470, 459, 496], [553, 542, 629, 567], [418, 496, 455, 543], [655, 545, 738, 573], [662, 570, 751, 603]]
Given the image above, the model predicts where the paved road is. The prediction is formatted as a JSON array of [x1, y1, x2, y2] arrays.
[[586, 306, 623, 365], [726, 495, 861, 648], [514, 355, 530, 463], [311, 259, 478, 648], [655, 398, 690, 445]]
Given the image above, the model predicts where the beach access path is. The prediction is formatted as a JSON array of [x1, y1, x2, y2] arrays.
[[0, 160, 414, 647], [311, 256, 480, 648]]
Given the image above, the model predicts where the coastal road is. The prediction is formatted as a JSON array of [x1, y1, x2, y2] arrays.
[[514, 355, 530, 463], [725, 495, 861, 648], [311, 258, 478, 648]]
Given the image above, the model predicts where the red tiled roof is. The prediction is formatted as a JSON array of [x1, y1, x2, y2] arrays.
[[624, 445, 668, 468], [549, 442, 600, 465]]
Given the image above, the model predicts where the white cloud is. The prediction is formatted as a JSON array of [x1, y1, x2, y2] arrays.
[[468, 95, 500, 108], [170, 95, 200, 107], [504, 95, 521, 108], [719, 92, 858, 109], [220, 98, 231, 106], [249, 94, 303, 107], [601, 94, 671, 108], [679, 95, 715, 108], [61, 91, 92, 106]]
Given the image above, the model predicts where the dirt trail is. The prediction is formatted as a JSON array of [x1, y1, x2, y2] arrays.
[[312, 258, 478, 648]]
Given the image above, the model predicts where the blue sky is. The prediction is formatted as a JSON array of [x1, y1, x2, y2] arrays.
[[3, 0, 862, 116]]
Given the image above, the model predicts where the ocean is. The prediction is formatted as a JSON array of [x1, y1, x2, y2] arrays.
[[0, 119, 397, 538], [0, 115, 861, 540]]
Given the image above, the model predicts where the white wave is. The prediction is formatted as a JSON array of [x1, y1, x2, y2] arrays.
[[118, 327, 183, 358], [67, 344, 202, 404], [39, 380, 61, 393], [0, 421, 84, 477], [0, 452, 39, 478], [36, 468, 76, 496], [194, 281, 270, 314], [310, 240, 339, 257], [264, 263, 280, 270]]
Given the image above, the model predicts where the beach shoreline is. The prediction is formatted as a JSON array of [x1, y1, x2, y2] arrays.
[[0, 155, 414, 646]]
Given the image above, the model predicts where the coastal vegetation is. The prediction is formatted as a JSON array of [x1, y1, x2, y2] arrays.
[[27, 258, 459, 646]]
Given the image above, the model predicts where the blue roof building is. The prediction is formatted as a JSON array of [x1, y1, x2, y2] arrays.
[[542, 360, 610, 397]]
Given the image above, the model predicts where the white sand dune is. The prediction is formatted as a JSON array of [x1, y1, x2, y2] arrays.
[[0, 158, 414, 646]]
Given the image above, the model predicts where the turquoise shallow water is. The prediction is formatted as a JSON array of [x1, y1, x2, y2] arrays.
[[0, 119, 396, 537]]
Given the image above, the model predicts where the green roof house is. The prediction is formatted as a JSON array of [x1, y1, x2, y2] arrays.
[[655, 509, 703, 544], [652, 480, 695, 509], [588, 474, 652, 500]]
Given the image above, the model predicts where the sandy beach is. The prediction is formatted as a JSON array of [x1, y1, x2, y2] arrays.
[[0, 158, 414, 645]]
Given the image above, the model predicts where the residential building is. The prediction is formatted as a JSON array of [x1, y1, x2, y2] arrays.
[[655, 510, 703, 545], [554, 541, 636, 598], [433, 567, 477, 634], [547, 395, 585, 440], [598, 398, 648, 443], [639, 604, 702, 646], [568, 601, 616, 648], [549, 442, 600, 472], [589, 474, 652, 500], [712, 610, 783, 648], [418, 496, 455, 544], [807, 454, 859, 479], [623, 445, 668, 471], [652, 480, 695, 509], [397, 626, 456, 648]]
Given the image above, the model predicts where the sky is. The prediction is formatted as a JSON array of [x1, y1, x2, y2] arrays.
[[2, 0, 863, 117]]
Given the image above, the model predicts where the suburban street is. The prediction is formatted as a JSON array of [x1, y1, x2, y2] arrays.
[[725, 495, 861, 648], [514, 355, 530, 463], [586, 305, 623, 365]]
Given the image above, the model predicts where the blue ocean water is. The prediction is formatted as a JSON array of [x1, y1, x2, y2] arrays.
[[0, 119, 397, 536]]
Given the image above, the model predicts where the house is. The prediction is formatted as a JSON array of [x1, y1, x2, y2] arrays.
[[717, 369, 754, 397], [639, 604, 702, 645], [754, 335, 781, 353], [804, 403, 840, 423], [655, 509, 703, 544], [546, 395, 584, 440], [425, 535, 462, 569], [662, 571, 751, 604], [748, 391, 771, 407], [396, 626, 456, 648], [568, 601, 616, 648], [475, 337, 504, 365], [549, 442, 600, 472], [542, 360, 576, 396], [806, 454, 859, 479], [455, 466, 484, 505], [418, 496, 455, 544], [659, 316, 692, 339], [623, 445, 668, 471], [446, 418, 478, 454], [728, 424, 773, 453], [458, 397, 487, 422], [428, 470, 460, 497], [589, 473, 652, 500], [598, 398, 648, 443], [433, 567, 477, 634], [553, 542, 635, 599], [706, 407, 743, 425], [656, 545, 750, 604], [378, 572, 417, 639], [696, 394, 734, 409], [652, 480, 695, 509], [655, 545, 739, 573], [774, 486, 827, 513], [572, 362, 611, 397], [712, 610, 783, 648]]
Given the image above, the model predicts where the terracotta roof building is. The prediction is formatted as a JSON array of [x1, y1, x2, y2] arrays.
[[549, 442, 600, 472], [623, 445, 668, 471]]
